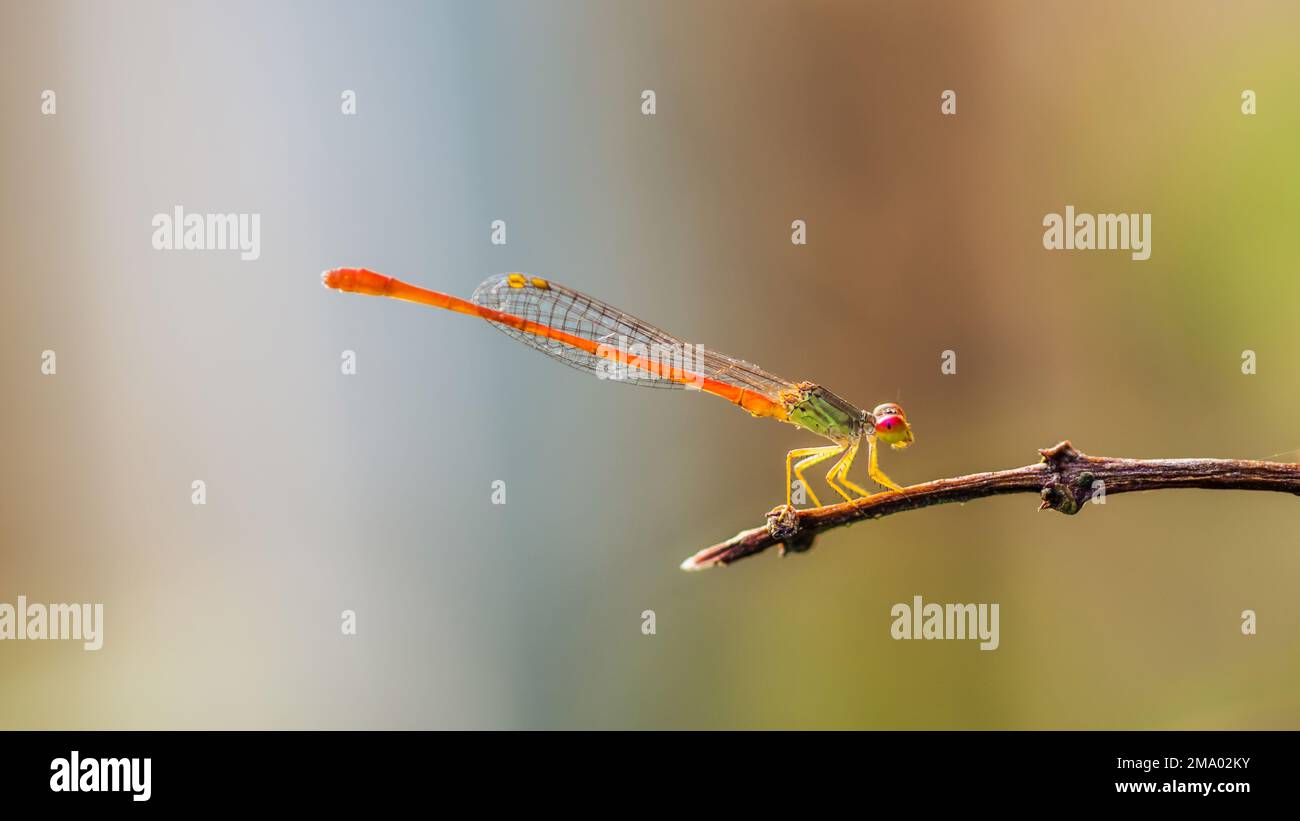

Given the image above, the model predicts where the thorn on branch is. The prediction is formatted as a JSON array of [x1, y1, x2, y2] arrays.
[[1038, 439, 1081, 466]]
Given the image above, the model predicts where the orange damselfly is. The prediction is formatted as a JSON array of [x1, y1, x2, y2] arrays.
[[322, 268, 913, 509]]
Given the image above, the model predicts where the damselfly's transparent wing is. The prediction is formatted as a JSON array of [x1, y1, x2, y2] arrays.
[[471, 273, 796, 395]]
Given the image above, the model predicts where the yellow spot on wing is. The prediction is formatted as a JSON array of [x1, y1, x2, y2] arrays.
[[530, 277, 551, 290], [507, 273, 527, 288]]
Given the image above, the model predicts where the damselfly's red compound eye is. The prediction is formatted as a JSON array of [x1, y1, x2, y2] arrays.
[[872, 403, 913, 448]]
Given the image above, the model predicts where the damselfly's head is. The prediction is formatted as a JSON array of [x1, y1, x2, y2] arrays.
[[872, 403, 913, 449]]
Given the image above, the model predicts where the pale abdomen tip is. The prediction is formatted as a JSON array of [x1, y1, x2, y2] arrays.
[[321, 268, 348, 289]]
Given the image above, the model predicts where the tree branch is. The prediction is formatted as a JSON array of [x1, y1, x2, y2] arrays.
[[680, 441, 1300, 571]]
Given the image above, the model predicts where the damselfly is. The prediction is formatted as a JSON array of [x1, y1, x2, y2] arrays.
[[322, 268, 913, 508]]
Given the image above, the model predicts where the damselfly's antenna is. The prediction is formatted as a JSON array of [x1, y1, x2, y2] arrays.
[[1256, 445, 1300, 463]]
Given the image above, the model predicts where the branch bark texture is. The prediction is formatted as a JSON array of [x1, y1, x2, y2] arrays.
[[681, 441, 1300, 571]]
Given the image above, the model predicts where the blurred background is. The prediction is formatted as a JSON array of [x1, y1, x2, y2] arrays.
[[2, 0, 1298, 728]]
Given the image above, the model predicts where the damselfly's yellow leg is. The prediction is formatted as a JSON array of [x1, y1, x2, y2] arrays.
[[825, 440, 867, 501], [865, 434, 904, 492], [786, 445, 842, 508]]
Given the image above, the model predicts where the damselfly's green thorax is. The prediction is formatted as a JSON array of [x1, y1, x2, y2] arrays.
[[778, 383, 913, 447], [781, 383, 870, 441]]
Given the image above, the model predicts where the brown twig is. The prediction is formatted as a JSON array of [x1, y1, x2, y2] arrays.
[[681, 441, 1300, 571]]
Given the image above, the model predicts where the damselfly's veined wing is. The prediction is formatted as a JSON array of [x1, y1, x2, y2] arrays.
[[471, 273, 797, 396]]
